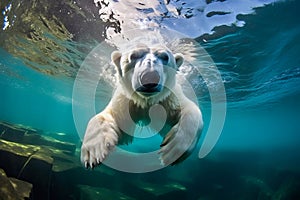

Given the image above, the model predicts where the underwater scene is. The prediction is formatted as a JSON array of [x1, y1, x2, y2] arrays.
[[1, 0, 300, 199]]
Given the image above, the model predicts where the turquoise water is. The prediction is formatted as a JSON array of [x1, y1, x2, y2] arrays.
[[1, 0, 300, 199]]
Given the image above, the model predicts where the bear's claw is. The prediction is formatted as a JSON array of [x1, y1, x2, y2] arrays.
[[96, 158, 101, 164]]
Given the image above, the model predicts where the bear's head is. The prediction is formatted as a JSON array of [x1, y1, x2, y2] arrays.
[[111, 44, 184, 104]]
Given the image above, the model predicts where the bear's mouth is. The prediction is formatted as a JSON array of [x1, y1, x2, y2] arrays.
[[136, 84, 162, 96]]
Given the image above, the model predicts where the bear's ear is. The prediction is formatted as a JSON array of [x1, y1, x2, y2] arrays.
[[111, 51, 122, 77], [174, 53, 184, 69]]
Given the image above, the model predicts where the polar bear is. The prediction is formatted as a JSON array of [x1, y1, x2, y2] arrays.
[[81, 43, 203, 168]]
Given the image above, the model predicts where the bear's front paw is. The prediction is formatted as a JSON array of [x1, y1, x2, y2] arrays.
[[81, 114, 118, 169], [159, 124, 194, 166]]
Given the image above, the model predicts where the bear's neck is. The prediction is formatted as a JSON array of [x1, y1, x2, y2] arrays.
[[129, 89, 173, 109], [115, 85, 179, 109], [128, 92, 181, 128]]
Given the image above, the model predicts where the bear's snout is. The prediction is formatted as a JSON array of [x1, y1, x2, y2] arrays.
[[136, 70, 162, 95], [140, 70, 160, 89]]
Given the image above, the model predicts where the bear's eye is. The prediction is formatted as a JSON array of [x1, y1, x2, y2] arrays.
[[156, 52, 169, 65], [129, 51, 145, 62]]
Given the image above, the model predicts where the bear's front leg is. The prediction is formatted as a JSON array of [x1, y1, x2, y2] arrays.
[[160, 100, 203, 166], [81, 110, 119, 169]]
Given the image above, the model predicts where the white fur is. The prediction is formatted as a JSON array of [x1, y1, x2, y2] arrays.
[[81, 45, 203, 168]]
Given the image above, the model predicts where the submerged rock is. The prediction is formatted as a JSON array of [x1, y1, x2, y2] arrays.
[[0, 122, 26, 143], [0, 121, 86, 199], [275, 178, 300, 199], [0, 121, 38, 135], [0, 138, 86, 198], [8, 178, 33, 199], [77, 185, 136, 200], [0, 168, 22, 200], [0, 134, 82, 200], [23, 134, 77, 154], [241, 175, 273, 199], [0, 139, 53, 199], [130, 180, 187, 199], [0, 121, 77, 154], [0, 168, 32, 200], [240, 173, 300, 200]]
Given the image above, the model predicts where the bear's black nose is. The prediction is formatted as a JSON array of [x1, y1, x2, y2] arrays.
[[140, 71, 160, 89]]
